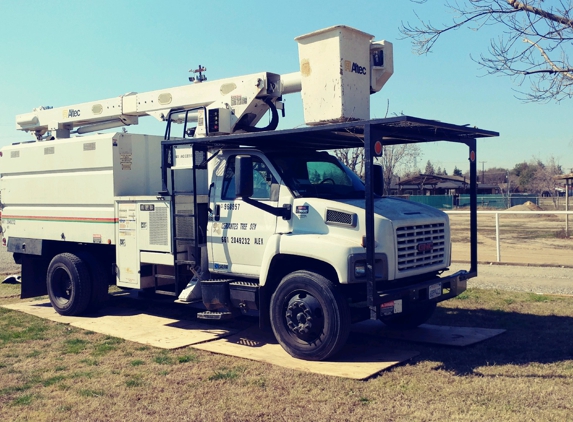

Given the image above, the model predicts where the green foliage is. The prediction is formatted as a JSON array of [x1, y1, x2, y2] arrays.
[[153, 353, 174, 365], [208, 366, 245, 381], [424, 160, 435, 175], [42, 375, 66, 387], [63, 338, 89, 354], [526, 293, 551, 303], [512, 162, 536, 191], [11, 393, 36, 406], [178, 354, 198, 364], [78, 389, 105, 398], [125, 375, 143, 388]]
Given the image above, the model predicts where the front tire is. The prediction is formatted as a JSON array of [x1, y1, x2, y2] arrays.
[[270, 271, 350, 361], [47, 253, 92, 316]]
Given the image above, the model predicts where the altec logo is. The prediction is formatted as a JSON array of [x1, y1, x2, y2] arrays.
[[63, 109, 81, 118], [344, 60, 367, 75]]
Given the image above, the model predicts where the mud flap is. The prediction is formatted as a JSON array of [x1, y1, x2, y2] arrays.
[[21, 254, 49, 299]]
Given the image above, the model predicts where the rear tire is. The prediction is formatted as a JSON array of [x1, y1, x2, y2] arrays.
[[270, 271, 350, 361], [381, 302, 437, 329], [47, 253, 92, 316]]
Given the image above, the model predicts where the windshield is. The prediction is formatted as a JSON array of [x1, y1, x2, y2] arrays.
[[266, 151, 365, 199]]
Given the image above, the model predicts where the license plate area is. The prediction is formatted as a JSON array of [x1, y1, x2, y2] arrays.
[[429, 282, 441, 300]]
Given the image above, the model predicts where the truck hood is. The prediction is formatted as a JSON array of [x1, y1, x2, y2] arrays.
[[338, 196, 447, 221]]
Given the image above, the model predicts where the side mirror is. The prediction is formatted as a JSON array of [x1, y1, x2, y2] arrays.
[[235, 155, 253, 198], [373, 164, 384, 196]]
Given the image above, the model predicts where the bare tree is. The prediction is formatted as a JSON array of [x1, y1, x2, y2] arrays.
[[335, 144, 421, 195], [334, 148, 364, 179], [401, 0, 573, 101], [380, 144, 422, 195]]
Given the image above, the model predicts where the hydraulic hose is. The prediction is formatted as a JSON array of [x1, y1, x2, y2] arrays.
[[238, 98, 279, 132]]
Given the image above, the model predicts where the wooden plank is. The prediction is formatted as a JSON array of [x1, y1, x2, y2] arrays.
[[192, 326, 419, 380], [2, 300, 239, 349], [352, 321, 505, 346], [3, 300, 420, 378]]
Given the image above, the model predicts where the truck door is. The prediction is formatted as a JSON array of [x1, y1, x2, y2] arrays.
[[208, 153, 279, 277]]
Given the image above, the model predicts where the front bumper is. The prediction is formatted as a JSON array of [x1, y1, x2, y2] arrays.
[[372, 270, 471, 319]]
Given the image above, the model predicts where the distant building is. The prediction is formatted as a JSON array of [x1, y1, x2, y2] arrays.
[[393, 174, 500, 196]]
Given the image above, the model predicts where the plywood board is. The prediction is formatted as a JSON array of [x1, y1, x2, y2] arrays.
[[192, 326, 419, 380], [352, 320, 506, 346], [3, 300, 420, 379], [2, 300, 239, 349]]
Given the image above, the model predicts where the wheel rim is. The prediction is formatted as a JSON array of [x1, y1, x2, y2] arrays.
[[51, 267, 73, 307], [283, 291, 325, 342]]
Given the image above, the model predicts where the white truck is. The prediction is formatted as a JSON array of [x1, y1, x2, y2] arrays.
[[0, 26, 497, 361]]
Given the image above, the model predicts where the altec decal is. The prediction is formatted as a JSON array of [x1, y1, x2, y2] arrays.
[[64, 109, 81, 118], [344, 60, 367, 75]]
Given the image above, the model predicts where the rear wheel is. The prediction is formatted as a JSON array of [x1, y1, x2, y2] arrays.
[[270, 271, 350, 361], [47, 253, 92, 316], [381, 302, 436, 329]]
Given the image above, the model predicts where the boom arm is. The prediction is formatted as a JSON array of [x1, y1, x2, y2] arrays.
[[16, 71, 302, 140], [15, 25, 394, 140]]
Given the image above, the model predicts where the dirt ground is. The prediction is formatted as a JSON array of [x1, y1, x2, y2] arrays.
[[449, 210, 572, 267]]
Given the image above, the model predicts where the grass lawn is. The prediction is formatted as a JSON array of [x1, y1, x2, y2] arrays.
[[1, 284, 572, 421]]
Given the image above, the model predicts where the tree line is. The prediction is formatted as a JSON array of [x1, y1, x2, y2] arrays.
[[336, 145, 567, 200]]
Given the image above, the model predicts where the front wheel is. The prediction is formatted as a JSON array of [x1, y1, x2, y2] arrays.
[[270, 271, 350, 361], [47, 253, 92, 316], [381, 302, 437, 329]]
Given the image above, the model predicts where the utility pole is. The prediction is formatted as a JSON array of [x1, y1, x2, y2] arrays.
[[479, 161, 487, 185]]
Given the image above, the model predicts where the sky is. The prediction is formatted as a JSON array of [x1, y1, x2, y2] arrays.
[[0, 0, 571, 175]]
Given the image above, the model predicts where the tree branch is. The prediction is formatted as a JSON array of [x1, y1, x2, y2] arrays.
[[507, 0, 573, 29], [523, 37, 573, 78]]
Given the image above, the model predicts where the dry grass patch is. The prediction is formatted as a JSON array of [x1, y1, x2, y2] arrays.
[[1, 284, 573, 421]]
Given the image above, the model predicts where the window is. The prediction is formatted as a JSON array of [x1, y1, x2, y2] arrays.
[[267, 151, 365, 199], [221, 155, 276, 200]]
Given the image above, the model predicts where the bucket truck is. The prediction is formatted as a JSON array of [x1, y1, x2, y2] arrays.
[[0, 26, 498, 360]]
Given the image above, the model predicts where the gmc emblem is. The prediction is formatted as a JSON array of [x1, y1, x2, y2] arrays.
[[417, 242, 433, 253]]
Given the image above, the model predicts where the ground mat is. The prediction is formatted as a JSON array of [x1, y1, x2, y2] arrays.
[[3, 299, 419, 379], [352, 320, 506, 346], [2, 300, 239, 349], [192, 325, 419, 380]]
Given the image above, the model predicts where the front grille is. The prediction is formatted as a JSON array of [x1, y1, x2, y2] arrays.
[[396, 223, 445, 272]]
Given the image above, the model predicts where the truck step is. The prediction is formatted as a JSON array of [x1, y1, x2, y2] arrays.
[[155, 289, 177, 297], [229, 281, 259, 290], [175, 259, 196, 265], [196, 310, 237, 320]]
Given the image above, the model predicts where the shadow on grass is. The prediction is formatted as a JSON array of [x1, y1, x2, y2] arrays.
[[378, 305, 573, 376]]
